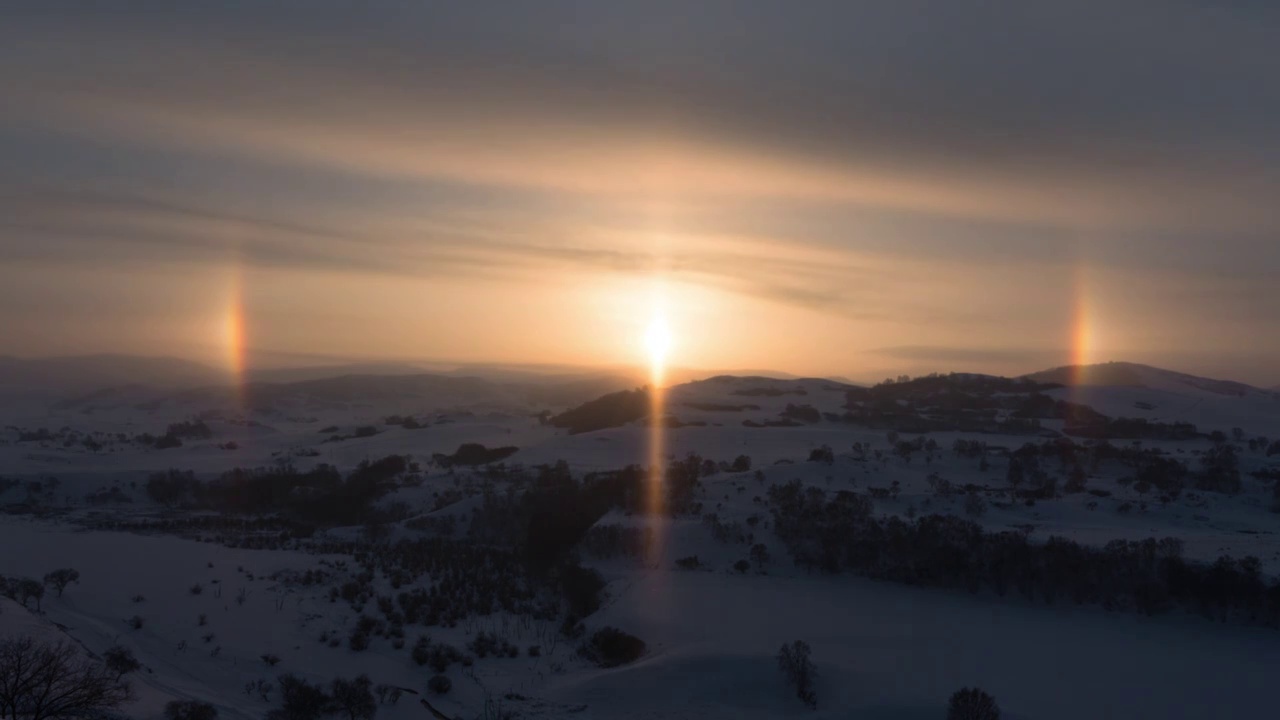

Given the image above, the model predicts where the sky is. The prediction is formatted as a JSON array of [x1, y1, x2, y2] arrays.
[[1, 2, 1278, 385]]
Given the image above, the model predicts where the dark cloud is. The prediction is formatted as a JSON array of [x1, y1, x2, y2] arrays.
[[3, 2, 1277, 230]]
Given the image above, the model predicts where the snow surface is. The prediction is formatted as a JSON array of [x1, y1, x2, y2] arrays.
[[2, 365, 1279, 718]]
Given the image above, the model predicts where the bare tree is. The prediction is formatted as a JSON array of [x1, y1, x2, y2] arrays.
[[42, 569, 79, 599], [0, 635, 134, 720], [948, 687, 1000, 720], [329, 674, 375, 720], [102, 645, 141, 681], [776, 640, 817, 708], [267, 674, 329, 720], [16, 579, 44, 612]]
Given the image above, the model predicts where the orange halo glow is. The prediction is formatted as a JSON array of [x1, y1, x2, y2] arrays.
[[643, 291, 670, 566], [224, 266, 248, 400], [1070, 262, 1090, 376], [1069, 264, 1095, 387]]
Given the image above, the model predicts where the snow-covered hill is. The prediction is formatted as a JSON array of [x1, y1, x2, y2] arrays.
[[1025, 361, 1272, 398], [1023, 362, 1280, 438]]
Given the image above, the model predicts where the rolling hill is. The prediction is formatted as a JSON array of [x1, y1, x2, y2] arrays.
[[1023, 361, 1269, 398]]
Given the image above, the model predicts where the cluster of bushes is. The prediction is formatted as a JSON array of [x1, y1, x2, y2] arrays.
[[1065, 416, 1199, 441], [0, 568, 80, 611], [468, 631, 520, 659], [321, 425, 380, 443], [346, 614, 401, 652], [780, 404, 822, 424], [267, 673, 376, 720], [313, 460, 694, 664], [166, 420, 214, 441], [142, 456, 409, 524], [768, 480, 1280, 624], [549, 388, 649, 434], [578, 627, 646, 668], [383, 415, 427, 430], [410, 637, 470, 673], [11, 424, 201, 453], [807, 445, 834, 464], [683, 402, 761, 412], [1003, 437, 1243, 499], [1196, 443, 1241, 494], [838, 374, 1063, 434], [467, 461, 646, 569], [742, 417, 804, 428], [578, 524, 654, 561], [702, 513, 748, 544], [431, 443, 518, 468], [328, 538, 544, 627], [0, 575, 46, 611], [1012, 394, 1106, 424], [86, 514, 313, 548], [952, 439, 989, 459], [15, 427, 57, 443], [833, 372, 1220, 444]]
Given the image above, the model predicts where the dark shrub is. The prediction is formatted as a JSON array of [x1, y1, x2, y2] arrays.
[[43, 568, 80, 597], [807, 445, 834, 464], [329, 674, 375, 720], [427, 675, 452, 695], [580, 627, 646, 668], [411, 636, 431, 666], [549, 389, 648, 434], [559, 563, 605, 617], [948, 687, 1000, 720], [777, 640, 817, 708], [103, 645, 140, 680], [165, 700, 219, 720], [268, 674, 330, 720], [675, 555, 701, 570], [348, 631, 369, 652]]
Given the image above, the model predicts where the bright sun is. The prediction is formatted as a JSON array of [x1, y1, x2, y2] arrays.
[[644, 314, 673, 383]]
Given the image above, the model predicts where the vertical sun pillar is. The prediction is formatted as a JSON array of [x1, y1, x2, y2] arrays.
[[644, 302, 672, 566], [224, 260, 249, 414], [1070, 264, 1094, 388]]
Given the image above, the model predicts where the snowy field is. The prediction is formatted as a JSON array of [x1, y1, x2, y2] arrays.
[[2, 362, 1279, 719]]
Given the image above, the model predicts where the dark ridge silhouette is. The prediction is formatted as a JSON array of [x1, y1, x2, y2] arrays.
[[549, 388, 649, 434]]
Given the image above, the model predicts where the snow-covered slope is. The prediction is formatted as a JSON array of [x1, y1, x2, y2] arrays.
[[1024, 362, 1280, 437]]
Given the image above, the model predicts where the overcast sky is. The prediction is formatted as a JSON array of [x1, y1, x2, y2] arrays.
[[2, 2, 1277, 383]]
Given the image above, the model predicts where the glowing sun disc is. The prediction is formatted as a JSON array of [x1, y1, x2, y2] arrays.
[[644, 315, 672, 381]]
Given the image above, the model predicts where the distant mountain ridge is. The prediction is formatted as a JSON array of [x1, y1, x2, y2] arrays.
[[1023, 361, 1269, 398], [46, 371, 637, 417], [0, 354, 229, 394]]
